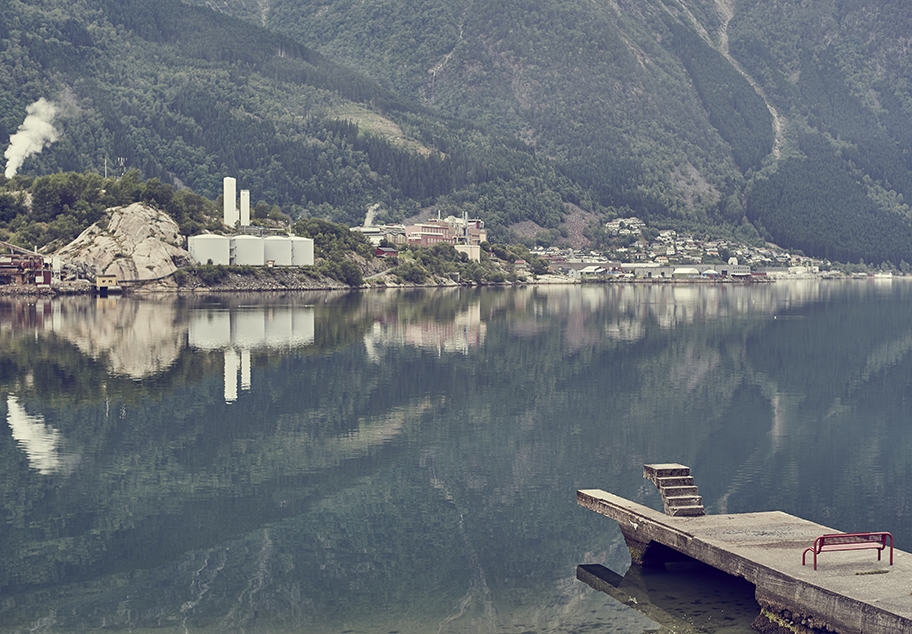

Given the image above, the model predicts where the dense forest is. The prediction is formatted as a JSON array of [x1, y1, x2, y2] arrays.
[[0, 0, 592, 244], [4, 0, 912, 262], [190, 0, 912, 264]]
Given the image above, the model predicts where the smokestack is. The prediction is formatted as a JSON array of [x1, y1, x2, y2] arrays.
[[4, 99, 59, 179], [223, 177, 237, 227], [240, 189, 250, 227]]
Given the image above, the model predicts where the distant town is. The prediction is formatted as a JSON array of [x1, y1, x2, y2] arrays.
[[353, 214, 893, 280]]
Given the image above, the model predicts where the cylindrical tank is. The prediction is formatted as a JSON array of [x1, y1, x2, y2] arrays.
[[231, 235, 265, 266], [189, 234, 231, 265], [290, 236, 314, 266], [223, 177, 237, 227], [264, 236, 293, 266]]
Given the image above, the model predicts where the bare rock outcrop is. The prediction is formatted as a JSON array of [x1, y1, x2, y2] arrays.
[[56, 202, 192, 281]]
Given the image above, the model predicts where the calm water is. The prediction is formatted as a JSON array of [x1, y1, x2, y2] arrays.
[[1, 280, 911, 633]]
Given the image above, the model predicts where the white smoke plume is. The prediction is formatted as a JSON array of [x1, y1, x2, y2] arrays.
[[4, 98, 59, 179]]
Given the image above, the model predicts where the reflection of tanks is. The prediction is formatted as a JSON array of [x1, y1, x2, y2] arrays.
[[188, 305, 316, 403], [189, 306, 315, 351]]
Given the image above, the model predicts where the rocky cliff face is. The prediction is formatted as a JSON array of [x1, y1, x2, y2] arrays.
[[56, 203, 192, 282]]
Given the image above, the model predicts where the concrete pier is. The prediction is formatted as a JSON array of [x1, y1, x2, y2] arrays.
[[578, 482, 912, 634]]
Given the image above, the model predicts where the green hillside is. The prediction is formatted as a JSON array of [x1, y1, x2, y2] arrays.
[[5, 0, 912, 262], [0, 0, 591, 242], [202, 0, 912, 264]]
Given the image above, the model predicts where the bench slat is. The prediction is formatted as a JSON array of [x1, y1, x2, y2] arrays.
[[819, 543, 884, 551]]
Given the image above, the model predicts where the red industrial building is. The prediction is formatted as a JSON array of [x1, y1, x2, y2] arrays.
[[0, 241, 52, 286]]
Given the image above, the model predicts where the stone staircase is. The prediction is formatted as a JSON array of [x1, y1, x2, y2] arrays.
[[643, 463, 705, 517]]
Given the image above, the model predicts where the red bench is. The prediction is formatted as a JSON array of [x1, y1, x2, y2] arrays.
[[802, 532, 893, 570]]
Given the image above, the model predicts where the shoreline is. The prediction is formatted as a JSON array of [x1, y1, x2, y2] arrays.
[[2, 269, 898, 298], [0, 274, 790, 297]]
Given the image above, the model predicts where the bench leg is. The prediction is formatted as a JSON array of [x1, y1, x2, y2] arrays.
[[802, 547, 818, 570]]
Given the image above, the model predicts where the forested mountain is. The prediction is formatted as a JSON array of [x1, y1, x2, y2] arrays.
[[0, 0, 588, 243], [191, 0, 912, 264], [4, 0, 912, 262]]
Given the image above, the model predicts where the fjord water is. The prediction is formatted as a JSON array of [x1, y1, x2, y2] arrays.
[[1, 281, 910, 633]]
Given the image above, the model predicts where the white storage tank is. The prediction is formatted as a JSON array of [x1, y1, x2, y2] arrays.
[[231, 235, 265, 266], [264, 236, 293, 266], [189, 234, 231, 265], [291, 236, 314, 266]]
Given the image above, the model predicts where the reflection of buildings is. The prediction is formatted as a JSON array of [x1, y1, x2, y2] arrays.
[[363, 302, 485, 360], [189, 306, 315, 403]]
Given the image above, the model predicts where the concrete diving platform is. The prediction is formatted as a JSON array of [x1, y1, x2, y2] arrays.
[[579, 464, 912, 634]]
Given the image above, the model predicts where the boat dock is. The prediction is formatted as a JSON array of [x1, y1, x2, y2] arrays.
[[578, 464, 912, 634]]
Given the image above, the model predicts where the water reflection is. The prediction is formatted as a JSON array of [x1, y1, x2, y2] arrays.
[[5, 395, 68, 475], [577, 563, 758, 632], [0, 296, 184, 379], [0, 281, 910, 632], [188, 301, 316, 402]]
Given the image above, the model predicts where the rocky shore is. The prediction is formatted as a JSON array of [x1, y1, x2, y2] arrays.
[[0, 268, 789, 297]]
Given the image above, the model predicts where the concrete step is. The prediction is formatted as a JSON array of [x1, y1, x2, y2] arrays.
[[667, 505, 705, 517], [664, 495, 703, 508], [656, 476, 695, 489], [644, 463, 691, 480], [661, 485, 700, 498]]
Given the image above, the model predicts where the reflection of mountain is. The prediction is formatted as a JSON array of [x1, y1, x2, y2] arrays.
[[0, 297, 185, 379]]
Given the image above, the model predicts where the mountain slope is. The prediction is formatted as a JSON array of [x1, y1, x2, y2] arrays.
[[202, 0, 912, 263], [237, 0, 767, 222], [6, 0, 912, 262], [0, 0, 589, 240]]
